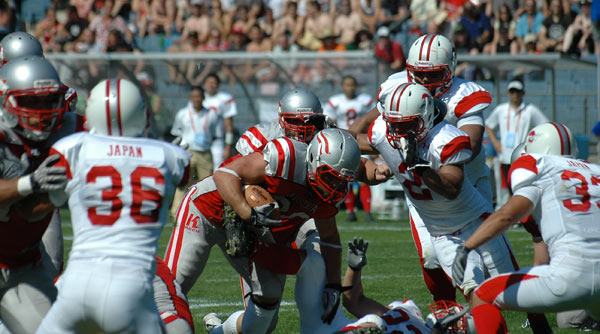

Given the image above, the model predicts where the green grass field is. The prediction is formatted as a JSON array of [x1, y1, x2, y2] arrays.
[[61, 210, 580, 333]]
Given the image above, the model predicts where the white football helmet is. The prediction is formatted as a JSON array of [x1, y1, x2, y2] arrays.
[[307, 128, 360, 204], [0, 32, 43, 67], [0, 55, 67, 142], [85, 78, 147, 137], [278, 87, 325, 143], [524, 122, 577, 157], [406, 34, 457, 97], [382, 82, 435, 147]]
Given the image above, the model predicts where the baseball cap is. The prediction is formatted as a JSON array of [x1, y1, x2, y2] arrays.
[[507, 80, 524, 91], [377, 26, 390, 38]]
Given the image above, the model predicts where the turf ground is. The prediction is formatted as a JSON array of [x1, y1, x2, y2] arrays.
[[60, 210, 581, 334]]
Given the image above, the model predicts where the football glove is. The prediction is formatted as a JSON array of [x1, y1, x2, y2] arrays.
[[249, 203, 281, 227], [30, 154, 68, 192], [401, 131, 432, 171], [347, 237, 368, 271], [322, 283, 341, 324], [451, 245, 470, 287], [171, 136, 189, 150]]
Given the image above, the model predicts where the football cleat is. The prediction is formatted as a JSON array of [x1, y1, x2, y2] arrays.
[[336, 326, 384, 334], [203, 312, 222, 332]]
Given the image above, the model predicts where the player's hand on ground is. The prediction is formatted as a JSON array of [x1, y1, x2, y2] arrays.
[[322, 284, 341, 324], [452, 245, 470, 287], [30, 154, 67, 192], [347, 237, 368, 271], [402, 131, 432, 171]]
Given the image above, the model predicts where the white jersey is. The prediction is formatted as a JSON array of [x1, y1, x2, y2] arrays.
[[369, 118, 491, 234], [235, 120, 284, 156], [345, 299, 431, 334], [376, 71, 492, 185], [49, 132, 190, 267], [323, 93, 376, 130], [510, 154, 600, 258], [203, 91, 238, 138]]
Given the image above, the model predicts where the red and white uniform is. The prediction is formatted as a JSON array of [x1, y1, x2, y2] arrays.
[[475, 155, 600, 318], [342, 299, 431, 334], [164, 138, 338, 299], [235, 121, 283, 156], [153, 256, 194, 334], [37, 132, 190, 334], [203, 92, 238, 169], [323, 93, 376, 130], [369, 118, 517, 293]]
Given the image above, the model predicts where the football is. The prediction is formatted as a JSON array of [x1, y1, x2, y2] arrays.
[[244, 185, 281, 219]]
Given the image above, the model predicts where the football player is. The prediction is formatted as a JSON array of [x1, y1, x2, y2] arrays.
[[361, 82, 520, 307], [0, 56, 71, 333], [324, 75, 377, 222], [349, 34, 492, 303], [202, 73, 237, 170], [452, 122, 600, 334], [37, 78, 190, 333]]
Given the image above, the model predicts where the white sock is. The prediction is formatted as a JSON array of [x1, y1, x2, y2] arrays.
[[209, 311, 244, 334], [241, 298, 277, 334]]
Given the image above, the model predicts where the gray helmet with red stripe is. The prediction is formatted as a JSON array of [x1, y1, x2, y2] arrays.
[[382, 82, 435, 146], [0, 55, 67, 142], [307, 128, 360, 204], [85, 78, 147, 137], [278, 87, 324, 143], [406, 34, 456, 97], [524, 122, 578, 157]]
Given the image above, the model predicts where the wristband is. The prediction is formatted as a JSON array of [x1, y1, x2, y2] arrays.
[[215, 167, 241, 180], [17, 175, 34, 196], [225, 132, 234, 145]]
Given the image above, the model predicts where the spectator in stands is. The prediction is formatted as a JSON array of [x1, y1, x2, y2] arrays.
[[21, 0, 50, 31], [374, 26, 405, 71], [209, 0, 229, 38], [514, 0, 544, 53], [485, 79, 548, 208], [34, 5, 60, 52], [318, 28, 347, 51], [273, 1, 303, 45], [459, 0, 492, 51], [538, 0, 573, 51], [484, 4, 517, 54], [246, 24, 272, 52], [148, 0, 176, 36], [228, 27, 247, 51], [231, 4, 259, 36], [131, 0, 150, 37], [201, 28, 229, 51], [60, 5, 89, 43], [298, 0, 333, 50], [179, 0, 210, 45], [138, 70, 172, 141], [258, 7, 276, 39], [349, 28, 373, 50], [351, 0, 386, 33], [67, 27, 101, 53], [563, 0, 594, 55], [272, 32, 300, 53], [0, 0, 12, 40], [408, 0, 438, 36], [88, 0, 133, 51], [71, 0, 94, 22], [334, 0, 363, 47]]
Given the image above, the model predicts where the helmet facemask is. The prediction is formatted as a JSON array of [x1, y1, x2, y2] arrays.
[[384, 114, 427, 149], [280, 112, 327, 143], [3, 85, 67, 141], [407, 64, 453, 98], [308, 164, 355, 204]]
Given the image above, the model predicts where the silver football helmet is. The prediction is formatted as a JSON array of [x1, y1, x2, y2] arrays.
[[524, 122, 577, 157], [307, 128, 360, 204], [0, 32, 44, 67], [85, 78, 147, 137], [0, 55, 67, 141], [278, 87, 325, 143]]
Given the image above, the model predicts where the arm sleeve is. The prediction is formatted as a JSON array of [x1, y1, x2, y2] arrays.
[[456, 112, 485, 128]]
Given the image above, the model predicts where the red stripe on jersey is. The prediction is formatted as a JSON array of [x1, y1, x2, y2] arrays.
[[273, 139, 286, 177], [328, 100, 335, 108], [248, 126, 269, 149], [440, 135, 471, 163], [240, 135, 259, 152], [475, 273, 537, 304], [367, 120, 376, 145], [508, 155, 538, 188], [454, 91, 492, 118], [162, 315, 178, 324], [49, 148, 72, 180], [225, 98, 234, 105], [105, 80, 112, 135], [283, 137, 296, 180], [426, 34, 436, 60], [116, 79, 123, 136]]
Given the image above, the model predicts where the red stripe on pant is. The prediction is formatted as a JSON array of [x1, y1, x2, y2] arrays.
[[164, 188, 196, 275], [409, 215, 456, 302]]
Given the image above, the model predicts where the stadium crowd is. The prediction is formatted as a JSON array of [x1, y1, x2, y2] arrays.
[[3, 0, 599, 63]]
